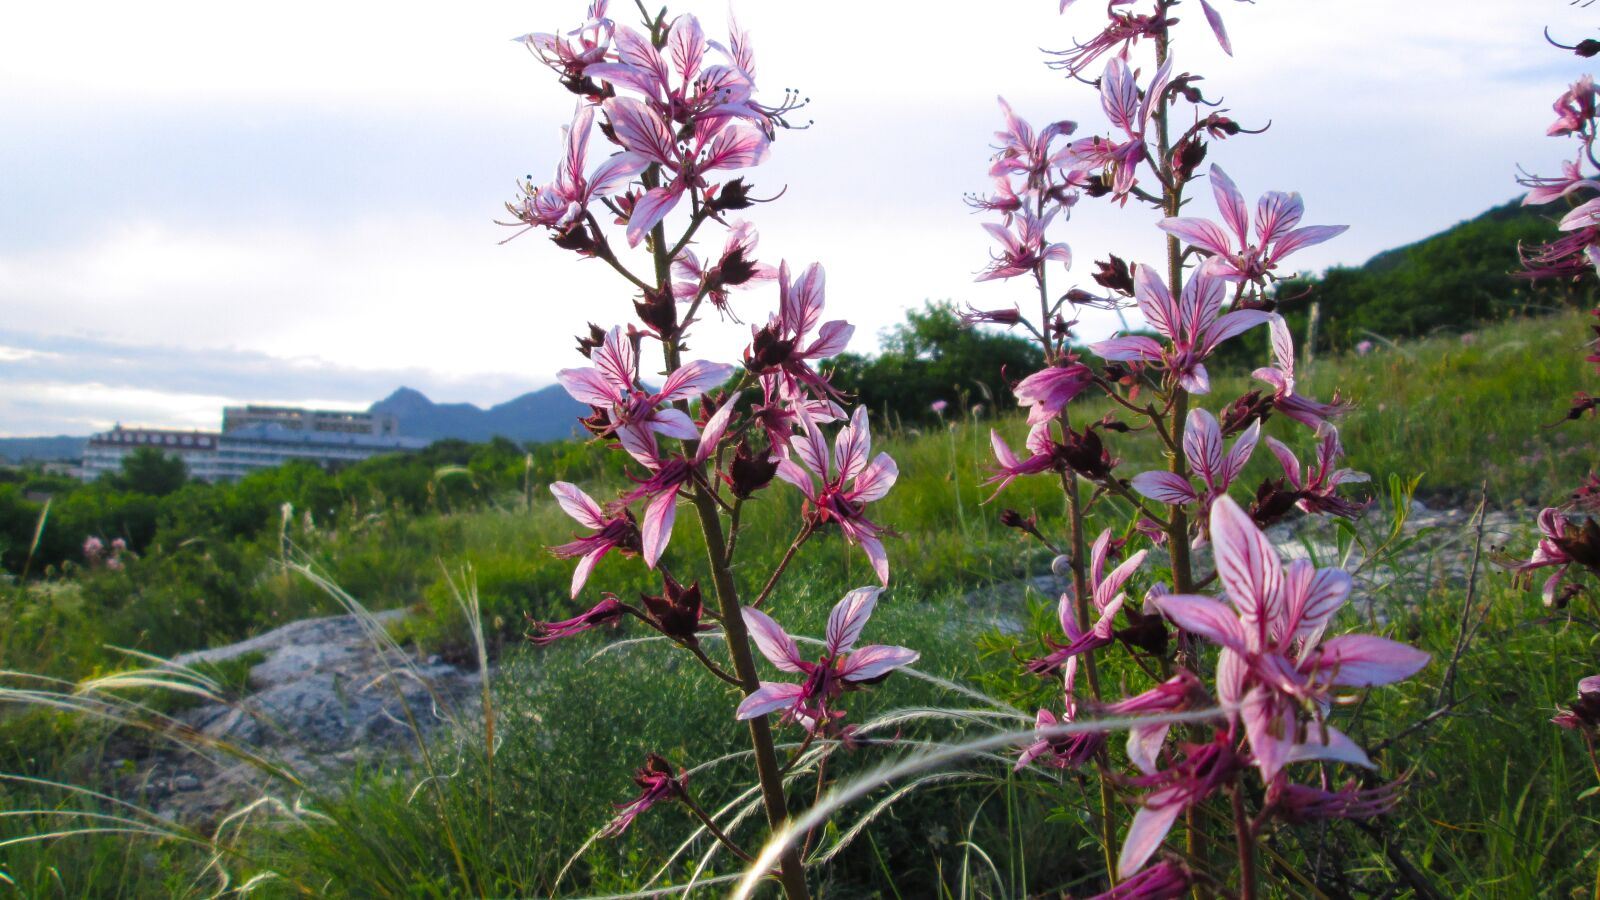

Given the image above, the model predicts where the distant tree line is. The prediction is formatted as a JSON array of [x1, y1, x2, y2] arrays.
[[0, 437, 625, 577], [828, 301, 1044, 428]]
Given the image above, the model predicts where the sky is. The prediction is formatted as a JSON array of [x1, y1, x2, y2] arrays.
[[0, 0, 1593, 436]]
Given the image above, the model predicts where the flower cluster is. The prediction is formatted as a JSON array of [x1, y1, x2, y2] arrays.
[[964, 2, 1426, 895], [512, 6, 910, 880], [1510, 28, 1600, 761]]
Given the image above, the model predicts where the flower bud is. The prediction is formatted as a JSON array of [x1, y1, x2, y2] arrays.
[[727, 439, 779, 498], [633, 287, 678, 337], [1092, 254, 1135, 295]]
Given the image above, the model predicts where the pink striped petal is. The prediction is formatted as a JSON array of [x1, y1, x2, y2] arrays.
[[1209, 495, 1284, 645], [735, 682, 806, 720], [1209, 165, 1248, 244], [850, 452, 898, 503], [1090, 335, 1164, 362], [1183, 408, 1224, 486], [742, 608, 806, 672], [1255, 191, 1305, 246], [804, 320, 854, 359], [839, 644, 919, 681], [1131, 470, 1198, 505], [602, 97, 675, 163], [834, 407, 872, 483], [1199, 0, 1233, 54], [557, 366, 621, 407], [857, 533, 890, 586], [826, 586, 883, 654], [550, 482, 605, 530], [1134, 263, 1180, 340], [641, 488, 678, 568], [1117, 801, 1182, 880], [1310, 635, 1430, 687], [659, 359, 736, 403], [1157, 216, 1234, 257], [1150, 593, 1247, 652], [626, 184, 684, 247]]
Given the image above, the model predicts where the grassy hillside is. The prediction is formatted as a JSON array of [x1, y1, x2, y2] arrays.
[[1, 311, 1596, 896]]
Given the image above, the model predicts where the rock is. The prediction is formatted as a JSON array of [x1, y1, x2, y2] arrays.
[[112, 608, 486, 823]]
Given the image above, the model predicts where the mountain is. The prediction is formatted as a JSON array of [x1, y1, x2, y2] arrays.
[[370, 385, 590, 443], [0, 435, 88, 463]]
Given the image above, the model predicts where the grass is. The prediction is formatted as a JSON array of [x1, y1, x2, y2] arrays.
[[0, 310, 1597, 896]]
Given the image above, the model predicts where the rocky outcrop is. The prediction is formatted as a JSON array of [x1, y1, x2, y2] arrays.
[[113, 609, 485, 823]]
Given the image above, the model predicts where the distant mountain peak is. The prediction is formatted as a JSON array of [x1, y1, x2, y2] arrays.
[[370, 385, 585, 443]]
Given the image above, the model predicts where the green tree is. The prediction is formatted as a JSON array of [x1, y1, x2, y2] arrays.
[[830, 300, 1045, 426], [106, 447, 189, 497]]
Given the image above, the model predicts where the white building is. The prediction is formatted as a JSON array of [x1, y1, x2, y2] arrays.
[[82, 406, 428, 484], [82, 427, 227, 482]]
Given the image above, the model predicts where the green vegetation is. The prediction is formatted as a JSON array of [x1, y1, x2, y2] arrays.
[[0, 311, 1596, 896], [1270, 200, 1593, 353]]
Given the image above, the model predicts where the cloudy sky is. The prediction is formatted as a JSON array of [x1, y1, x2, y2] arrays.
[[0, 0, 1592, 436]]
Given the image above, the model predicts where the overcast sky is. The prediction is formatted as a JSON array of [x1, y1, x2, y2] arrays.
[[0, 0, 1592, 436]]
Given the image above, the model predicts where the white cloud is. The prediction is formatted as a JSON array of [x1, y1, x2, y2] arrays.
[[0, 0, 1593, 433]]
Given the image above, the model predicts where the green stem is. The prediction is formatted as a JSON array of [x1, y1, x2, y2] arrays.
[[647, 201, 810, 900]]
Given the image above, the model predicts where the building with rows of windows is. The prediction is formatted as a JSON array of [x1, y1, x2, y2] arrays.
[[81, 406, 428, 483]]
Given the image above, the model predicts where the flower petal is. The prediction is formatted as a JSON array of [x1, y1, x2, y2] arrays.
[[1310, 635, 1430, 687], [550, 482, 605, 530], [1131, 471, 1198, 505], [735, 682, 806, 720], [1149, 593, 1247, 652], [826, 586, 883, 654], [1209, 495, 1284, 643], [839, 644, 919, 681], [742, 607, 806, 672]]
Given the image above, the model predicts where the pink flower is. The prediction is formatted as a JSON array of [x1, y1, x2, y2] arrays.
[[745, 261, 854, 406], [1129, 407, 1260, 516], [1086, 860, 1191, 900], [1253, 315, 1349, 429], [1519, 158, 1600, 206], [616, 399, 739, 567], [1106, 669, 1207, 776], [671, 220, 777, 313], [1547, 75, 1597, 137], [1268, 777, 1404, 825], [983, 424, 1056, 500], [1016, 657, 1106, 771], [737, 587, 919, 731], [1149, 496, 1429, 786], [83, 536, 105, 562], [516, 1, 615, 95], [548, 482, 641, 597], [988, 96, 1077, 189], [582, 14, 783, 246], [1354, 339, 1374, 356], [1513, 507, 1579, 606], [1552, 674, 1600, 732], [1117, 733, 1241, 877], [1027, 529, 1147, 674], [1264, 425, 1370, 520], [1013, 364, 1094, 424], [1090, 262, 1269, 394], [528, 594, 627, 644], [504, 101, 649, 242], [976, 208, 1071, 282], [775, 408, 898, 584], [601, 753, 686, 837], [1157, 165, 1347, 284], [1063, 57, 1172, 200], [930, 399, 949, 415], [557, 326, 734, 468]]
